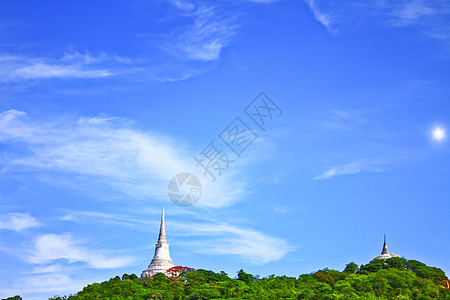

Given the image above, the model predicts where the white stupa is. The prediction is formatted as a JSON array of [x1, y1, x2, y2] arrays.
[[141, 206, 175, 278], [374, 234, 400, 260]]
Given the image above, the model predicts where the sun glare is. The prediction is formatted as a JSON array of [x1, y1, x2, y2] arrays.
[[432, 127, 445, 141]]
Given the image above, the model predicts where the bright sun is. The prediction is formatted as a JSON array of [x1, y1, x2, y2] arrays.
[[432, 127, 445, 141]]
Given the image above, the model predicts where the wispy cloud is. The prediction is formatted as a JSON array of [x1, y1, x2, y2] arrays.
[[155, 0, 280, 79], [23, 274, 79, 293], [176, 222, 295, 264], [248, 0, 280, 3], [314, 159, 385, 180], [0, 213, 40, 232], [1, 273, 105, 299], [0, 53, 112, 82], [0, 1, 270, 85], [374, 0, 450, 43], [319, 109, 369, 131], [58, 209, 294, 265], [11, 63, 110, 80], [59, 210, 158, 229], [61, 51, 111, 64], [0, 109, 252, 208], [0, 216, 134, 298], [388, 0, 435, 27], [165, 7, 239, 61], [29, 233, 134, 269], [0, 109, 190, 198], [168, 0, 195, 11], [304, 0, 334, 32], [302, 1, 450, 42]]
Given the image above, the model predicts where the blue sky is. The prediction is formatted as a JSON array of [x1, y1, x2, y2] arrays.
[[1, 0, 449, 299]]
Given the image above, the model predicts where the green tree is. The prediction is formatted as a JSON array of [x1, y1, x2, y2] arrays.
[[406, 260, 448, 284], [47, 258, 448, 300], [236, 269, 256, 284], [344, 262, 359, 274], [359, 259, 385, 274], [372, 274, 388, 297], [385, 257, 407, 269]]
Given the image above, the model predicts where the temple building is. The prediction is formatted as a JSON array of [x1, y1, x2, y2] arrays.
[[141, 206, 175, 278], [374, 234, 400, 260]]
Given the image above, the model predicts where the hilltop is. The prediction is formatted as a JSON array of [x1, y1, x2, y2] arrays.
[[2, 257, 448, 300]]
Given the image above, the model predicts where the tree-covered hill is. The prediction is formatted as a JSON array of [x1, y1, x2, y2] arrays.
[[3, 257, 448, 300]]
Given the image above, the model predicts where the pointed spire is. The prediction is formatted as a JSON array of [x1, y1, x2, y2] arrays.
[[141, 206, 174, 278], [157, 206, 167, 244], [381, 234, 389, 255]]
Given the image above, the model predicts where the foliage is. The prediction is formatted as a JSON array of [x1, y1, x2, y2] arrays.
[[343, 262, 359, 274], [41, 259, 448, 300], [236, 269, 257, 284], [406, 260, 448, 284]]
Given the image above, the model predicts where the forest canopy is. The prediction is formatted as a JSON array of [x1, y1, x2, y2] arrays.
[[4, 257, 448, 300]]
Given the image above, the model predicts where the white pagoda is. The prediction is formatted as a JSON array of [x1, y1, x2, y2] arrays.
[[141, 206, 174, 278], [374, 234, 400, 260]]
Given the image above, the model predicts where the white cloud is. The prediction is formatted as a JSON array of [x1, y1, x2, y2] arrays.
[[248, 0, 279, 3], [25, 274, 72, 290], [0, 213, 40, 232], [61, 50, 133, 65], [59, 210, 158, 229], [319, 109, 369, 131], [177, 222, 294, 264], [314, 159, 384, 180], [61, 51, 109, 64], [12, 63, 111, 79], [0, 110, 186, 198], [32, 264, 70, 274], [301, 1, 450, 42], [0, 109, 251, 208], [2, 273, 101, 300], [57, 209, 293, 265], [166, 7, 239, 61], [390, 0, 435, 26], [29, 233, 134, 269], [0, 54, 111, 82], [304, 0, 334, 32], [146, 61, 215, 83], [168, 0, 195, 11], [0, 216, 134, 298]]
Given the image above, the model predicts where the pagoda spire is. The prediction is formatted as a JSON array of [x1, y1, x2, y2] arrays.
[[158, 206, 167, 244], [375, 234, 400, 260], [381, 234, 390, 255], [141, 206, 174, 278]]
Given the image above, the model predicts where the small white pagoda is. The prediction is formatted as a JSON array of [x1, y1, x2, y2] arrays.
[[141, 206, 174, 278], [374, 234, 400, 260]]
